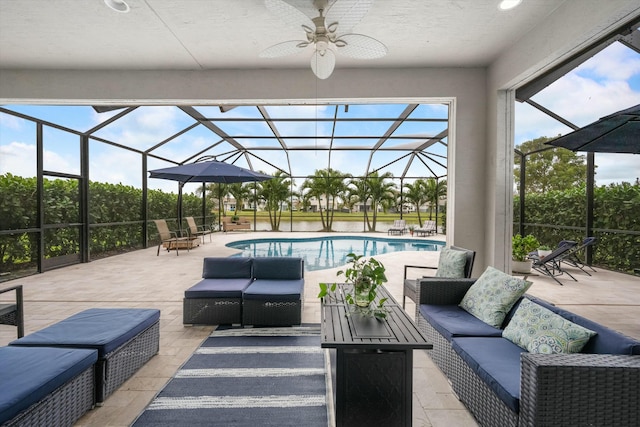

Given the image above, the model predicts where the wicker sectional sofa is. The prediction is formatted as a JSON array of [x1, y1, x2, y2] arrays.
[[222, 216, 251, 232], [183, 256, 304, 327], [416, 278, 640, 427]]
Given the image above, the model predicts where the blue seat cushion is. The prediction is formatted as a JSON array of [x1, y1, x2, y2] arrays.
[[10, 308, 160, 358], [202, 257, 253, 279], [185, 278, 254, 298], [420, 304, 503, 340], [0, 346, 98, 424], [451, 337, 524, 412], [243, 279, 305, 302], [252, 257, 303, 280]]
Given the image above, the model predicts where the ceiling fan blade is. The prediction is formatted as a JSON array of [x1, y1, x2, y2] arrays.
[[325, 0, 374, 33], [337, 33, 387, 59], [264, 0, 314, 31], [259, 40, 308, 58], [310, 49, 336, 79]]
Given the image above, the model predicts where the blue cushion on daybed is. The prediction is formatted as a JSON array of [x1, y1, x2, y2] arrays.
[[252, 257, 304, 280], [0, 346, 98, 424], [451, 337, 525, 412], [420, 305, 503, 340], [243, 279, 305, 301], [203, 257, 253, 279], [10, 308, 160, 357], [185, 278, 253, 298]]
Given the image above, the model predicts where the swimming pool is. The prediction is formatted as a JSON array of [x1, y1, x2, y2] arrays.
[[226, 235, 444, 271]]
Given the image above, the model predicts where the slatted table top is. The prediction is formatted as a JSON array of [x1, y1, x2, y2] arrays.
[[321, 284, 432, 351]]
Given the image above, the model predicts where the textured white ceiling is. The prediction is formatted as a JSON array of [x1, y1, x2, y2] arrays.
[[0, 0, 565, 71]]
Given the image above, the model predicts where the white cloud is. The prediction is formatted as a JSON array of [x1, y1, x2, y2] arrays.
[[0, 141, 77, 176]]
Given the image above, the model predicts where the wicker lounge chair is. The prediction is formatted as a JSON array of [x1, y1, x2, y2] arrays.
[[387, 219, 407, 235], [185, 216, 213, 244], [153, 219, 194, 256], [402, 246, 475, 308], [0, 284, 24, 338], [531, 241, 578, 285]]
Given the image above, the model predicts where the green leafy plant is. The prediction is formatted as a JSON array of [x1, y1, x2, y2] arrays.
[[512, 234, 540, 261], [538, 244, 551, 251], [231, 214, 239, 222], [318, 253, 389, 319]]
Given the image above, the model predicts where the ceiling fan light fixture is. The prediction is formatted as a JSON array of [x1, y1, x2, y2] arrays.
[[311, 48, 335, 79], [104, 0, 130, 13], [498, 0, 522, 10]]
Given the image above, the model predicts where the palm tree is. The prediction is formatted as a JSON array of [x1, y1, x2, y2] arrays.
[[424, 178, 447, 220], [348, 177, 371, 227], [227, 183, 253, 213], [404, 180, 429, 226], [301, 168, 350, 231], [256, 171, 291, 231], [364, 171, 396, 231]]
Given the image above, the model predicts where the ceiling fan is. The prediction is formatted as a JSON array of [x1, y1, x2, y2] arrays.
[[259, 0, 387, 79]]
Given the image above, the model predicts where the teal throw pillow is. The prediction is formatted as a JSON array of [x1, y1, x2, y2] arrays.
[[459, 266, 532, 328], [434, 247, 467, 278], [503, 298, 597, 354]]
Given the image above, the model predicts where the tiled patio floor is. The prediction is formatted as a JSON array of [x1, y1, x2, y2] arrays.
[[1, 231, 638, 426]]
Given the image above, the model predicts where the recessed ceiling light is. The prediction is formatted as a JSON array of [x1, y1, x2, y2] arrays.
[[104, 0, 130, 13], [499, 0, 522, 10]]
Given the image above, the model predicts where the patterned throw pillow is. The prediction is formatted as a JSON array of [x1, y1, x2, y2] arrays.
[[503, 298, 597, 354], [434, 247, 467, 278], [459, 266, 532, 328]]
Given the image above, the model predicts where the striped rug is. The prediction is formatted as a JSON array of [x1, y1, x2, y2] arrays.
[[132, 326, 330, 426]]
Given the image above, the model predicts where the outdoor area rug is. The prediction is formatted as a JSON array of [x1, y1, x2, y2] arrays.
[[132, 325, 330, 426]]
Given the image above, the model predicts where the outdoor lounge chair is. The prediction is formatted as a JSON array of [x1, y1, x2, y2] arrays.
[[388, 219, 407, 235], [559, 236, 597, 275], [0, 284, 24, 338], [153, 219, 193, 256], [185, 216, 213, 244], [402, 246, 476, 308], [414, 220, 437, 236], [531, 241, 578, 285]]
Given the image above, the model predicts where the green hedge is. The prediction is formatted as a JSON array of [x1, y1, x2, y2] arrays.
[[514, 182, 639, 274], [0, 174, 212, 271]]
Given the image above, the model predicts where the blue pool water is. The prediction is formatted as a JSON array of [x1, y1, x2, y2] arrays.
[[226, 235, 444, 271]]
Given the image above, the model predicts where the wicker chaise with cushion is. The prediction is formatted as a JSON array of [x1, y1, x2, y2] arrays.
[[416, 267, 640, 427], [10, 308, 160, 404], [0, 284, 24, 338], [0, 346, 98, 427]]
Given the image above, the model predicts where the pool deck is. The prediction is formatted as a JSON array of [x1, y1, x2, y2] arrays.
[[1, 231, 638, 427]]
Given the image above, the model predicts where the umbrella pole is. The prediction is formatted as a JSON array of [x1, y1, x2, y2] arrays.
[[178, 182, 184, 236]]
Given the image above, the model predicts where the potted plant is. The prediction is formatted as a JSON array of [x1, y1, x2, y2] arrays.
[[318, 253, 389, 319], [408, 225, 416, 236], [537, 244, 552, 258], [231, 214, 239, 223], [512, 234, 539, 273]]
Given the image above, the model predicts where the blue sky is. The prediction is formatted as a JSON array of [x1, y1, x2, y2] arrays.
[[1, 42, 639, 193]]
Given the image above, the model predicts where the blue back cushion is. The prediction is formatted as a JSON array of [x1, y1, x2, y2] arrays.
[[252, 257, 304, 280], [203, 257, 253, 279], [451, 337, 524, 412], [0, 346, 98, 424], [10, 308, 160, 357], [420, 305, 503, 340]]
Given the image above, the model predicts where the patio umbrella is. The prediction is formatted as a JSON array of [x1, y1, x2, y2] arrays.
[[149, 159, 272, 231], [545, 104, 640, 153]]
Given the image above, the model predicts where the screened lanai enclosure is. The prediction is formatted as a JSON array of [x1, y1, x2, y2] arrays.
[[0, 103, 450, 279]]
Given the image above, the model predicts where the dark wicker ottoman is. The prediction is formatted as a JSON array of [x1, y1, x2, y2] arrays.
[[0, 346, 97, 427], [10, 308, 160, 404]]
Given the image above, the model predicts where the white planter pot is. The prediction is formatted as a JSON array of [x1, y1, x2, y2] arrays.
[[537, 249, 552, 258], [512, 260, 533, 274]]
